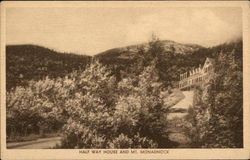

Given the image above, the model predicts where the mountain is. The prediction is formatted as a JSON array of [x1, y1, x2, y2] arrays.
[[96, 40, 203, 61], [95, 39, 241, 87], [6, 44, 92, 90], [6, 39, 241, 90], [95, 40, 205, 84]]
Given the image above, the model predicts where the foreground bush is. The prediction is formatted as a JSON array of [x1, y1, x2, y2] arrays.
[[6, 77, 65, 138], [60, 62, 170, 148], [7, 57, 172, 148]]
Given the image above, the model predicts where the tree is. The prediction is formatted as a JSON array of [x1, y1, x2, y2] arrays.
[[188, 47, 243, 148]]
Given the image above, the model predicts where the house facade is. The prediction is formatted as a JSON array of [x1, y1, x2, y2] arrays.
[[179, 57, 215, 90]]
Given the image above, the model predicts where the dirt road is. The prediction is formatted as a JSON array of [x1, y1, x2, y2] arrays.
[[167, 90, 194, 120], [7, 137, 62, 149], [167, 90, 194, 147]]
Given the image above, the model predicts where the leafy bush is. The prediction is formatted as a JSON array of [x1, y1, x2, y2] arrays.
[[6, 77, 66, 138], [58, 61, 170, 148]]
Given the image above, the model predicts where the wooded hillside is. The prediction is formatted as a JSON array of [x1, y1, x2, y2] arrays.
[[6, 45, 91, 90]]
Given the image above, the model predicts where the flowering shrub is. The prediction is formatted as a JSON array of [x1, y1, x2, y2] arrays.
[[59, 62, 170, 148], [7, 57, 172, 148], [6, 77, 65, 137]]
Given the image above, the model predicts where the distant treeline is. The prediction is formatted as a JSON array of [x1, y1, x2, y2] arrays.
[[6, 45, 92, 91]]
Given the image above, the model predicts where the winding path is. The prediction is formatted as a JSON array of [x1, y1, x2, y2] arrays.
[[7, 137, 62, 149], [166, 90, 194, 147], [167, 90, 194, 120]]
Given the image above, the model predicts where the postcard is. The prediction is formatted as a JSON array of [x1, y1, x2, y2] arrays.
[[1, 1, 250, 159]]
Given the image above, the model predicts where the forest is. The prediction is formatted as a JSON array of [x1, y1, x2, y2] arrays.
[[6, 37, 243, 148]]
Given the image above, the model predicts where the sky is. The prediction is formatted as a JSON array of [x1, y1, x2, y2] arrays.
[[6, 7, 242, 55]]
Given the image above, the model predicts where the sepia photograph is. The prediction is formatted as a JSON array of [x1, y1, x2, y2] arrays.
[[1, 1, 250, 160]]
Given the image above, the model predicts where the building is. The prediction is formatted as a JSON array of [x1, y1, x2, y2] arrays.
[[179, 57, 215, 90]]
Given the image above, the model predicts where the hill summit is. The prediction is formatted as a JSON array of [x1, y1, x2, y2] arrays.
[[96, 40, 203, 60]]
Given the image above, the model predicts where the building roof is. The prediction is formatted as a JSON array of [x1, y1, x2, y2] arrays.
[[205, 57, 215, 66]]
